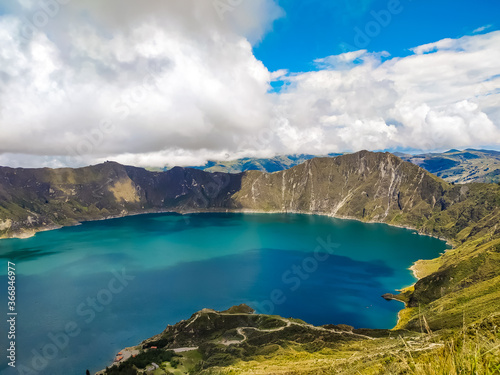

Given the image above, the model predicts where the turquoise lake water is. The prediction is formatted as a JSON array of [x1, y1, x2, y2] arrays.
[[0, 213, 449, 374]]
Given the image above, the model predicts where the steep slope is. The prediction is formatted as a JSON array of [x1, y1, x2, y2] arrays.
[[233, 152, 449, 231], [0, 162, 242, 238], [234, 151, 500, 242]]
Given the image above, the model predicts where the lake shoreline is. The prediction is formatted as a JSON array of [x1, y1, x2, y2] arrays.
[[0, 208, 451, 333], [1, 208, 452, 245]]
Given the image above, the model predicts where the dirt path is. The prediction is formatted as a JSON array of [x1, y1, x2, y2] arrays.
[[217, 315, 374, 347]]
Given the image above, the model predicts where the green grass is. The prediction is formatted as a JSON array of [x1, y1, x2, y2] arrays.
[[401, 319, 500, 375], [195, 316, 500, 375]]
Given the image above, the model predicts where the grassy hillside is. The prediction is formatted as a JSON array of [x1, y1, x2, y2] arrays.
[[233, 152, 449, 228], [0, 162, 243, 238]]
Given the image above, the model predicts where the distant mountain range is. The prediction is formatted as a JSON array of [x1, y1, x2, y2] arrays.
[[185, 153, 342, 174], [186, 149, 500, 184], [397, 149, 500, 183]]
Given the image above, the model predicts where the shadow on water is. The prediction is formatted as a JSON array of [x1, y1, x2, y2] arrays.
[[76, 212, 243, 236], [124, 247, 397, 327], [0, 248, 58, 261]]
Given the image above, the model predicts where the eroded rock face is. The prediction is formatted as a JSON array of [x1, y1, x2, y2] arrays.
[[233, 151, 448, 224], [0, 161, 243, 238], [0, 219, 11, 231]]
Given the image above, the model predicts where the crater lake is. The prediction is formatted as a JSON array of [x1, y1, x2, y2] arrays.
[[0, 213, 449, 374]]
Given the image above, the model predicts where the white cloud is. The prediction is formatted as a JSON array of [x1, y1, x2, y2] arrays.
[[0, 2, 499, 168], [272, 31, 500, 156], [0, 0, 283, 167], [314, 50, 371, 70], [270, 69, 289, 80], [473, 24, 493, 34]]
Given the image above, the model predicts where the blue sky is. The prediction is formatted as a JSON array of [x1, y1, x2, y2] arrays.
[[0, 0, 499, 167], [254, 0, 500, 73]]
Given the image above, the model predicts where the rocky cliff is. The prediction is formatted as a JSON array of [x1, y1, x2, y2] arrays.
[[0, 162, 242, 238]]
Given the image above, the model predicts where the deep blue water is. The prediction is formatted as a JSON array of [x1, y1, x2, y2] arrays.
[[0, 213, 449, 374]]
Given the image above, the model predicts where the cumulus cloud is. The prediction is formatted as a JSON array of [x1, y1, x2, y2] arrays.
[[0, 1, 499, 168], [273, 31, 500, 155], [0, 0, 283, 167]]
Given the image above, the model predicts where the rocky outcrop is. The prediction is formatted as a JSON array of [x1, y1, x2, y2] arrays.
[[233, 152, 448, 229], [0, 161, 243, 238]]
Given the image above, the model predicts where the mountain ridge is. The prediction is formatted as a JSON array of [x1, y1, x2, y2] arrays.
[[183, 149, 500, 184], [0, 151, 456, 241]]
